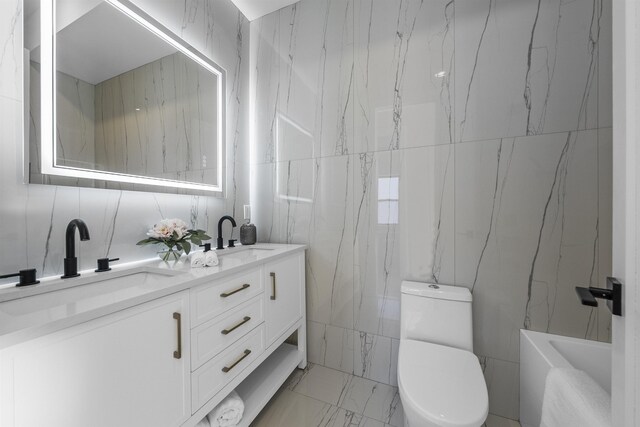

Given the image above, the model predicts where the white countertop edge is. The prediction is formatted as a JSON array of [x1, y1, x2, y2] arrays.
[[0, 244, 306, 350]]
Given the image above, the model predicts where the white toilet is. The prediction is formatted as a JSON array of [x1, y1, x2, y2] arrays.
[[398, 281, 488, 427]]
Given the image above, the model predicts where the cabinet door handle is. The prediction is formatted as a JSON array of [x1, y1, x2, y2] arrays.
[[221, 349, 251, 373], [220, 283, 250, 298], [221, 316, 251, 335], [173, 312, 182, 359], [270, 272, 276, 300]]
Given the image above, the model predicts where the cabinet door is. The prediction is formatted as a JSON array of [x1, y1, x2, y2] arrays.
[[264, 252, 304, 345], [0, 292, 190, 427]]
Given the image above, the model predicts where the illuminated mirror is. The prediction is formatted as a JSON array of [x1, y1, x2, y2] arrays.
[[25, 0, 225, 194]]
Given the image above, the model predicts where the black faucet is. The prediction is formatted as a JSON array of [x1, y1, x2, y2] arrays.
[[217, 216, 237, 249], [62, 219, 91, 279]]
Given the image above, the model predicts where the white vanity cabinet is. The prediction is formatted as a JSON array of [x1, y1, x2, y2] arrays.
[[264, 252, 304, 345], [0, 246, 306, 427], [0, 291, 191, 427]]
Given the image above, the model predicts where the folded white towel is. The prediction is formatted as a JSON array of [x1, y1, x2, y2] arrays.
[[207, 390, 244, 427], [205, 251, 219, 267], [190, 252, 206, 268], [540, 368, 611, 427], [194, 417, 211, 427]]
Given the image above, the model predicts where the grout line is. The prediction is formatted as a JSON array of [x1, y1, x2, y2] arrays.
[[251, 126, 615, 166]]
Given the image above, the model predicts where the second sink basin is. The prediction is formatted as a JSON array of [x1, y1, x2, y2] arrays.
[[217, 247, 274, 264]]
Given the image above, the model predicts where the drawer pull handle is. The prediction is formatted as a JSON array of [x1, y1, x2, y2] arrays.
[[270, 272, 276, 300], [221, 316, 251, 335], [220, 283, 250, 298], [173, 312, 182, 359], [222, 349, 251, 373]]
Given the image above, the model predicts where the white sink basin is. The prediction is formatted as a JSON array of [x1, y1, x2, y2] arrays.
[[217, 247, 274, 264], [0, 266, 184, 346], [0, 267, 182, 319]]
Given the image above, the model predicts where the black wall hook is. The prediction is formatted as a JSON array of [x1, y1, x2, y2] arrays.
[[576, 277, 622, 316]]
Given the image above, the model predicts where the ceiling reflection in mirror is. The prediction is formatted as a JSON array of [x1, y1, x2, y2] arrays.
[[25, 0, 225, 194]]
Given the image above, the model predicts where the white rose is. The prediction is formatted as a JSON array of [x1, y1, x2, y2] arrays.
[[148, 221, 172, 238], [169, 219, 189, 238]]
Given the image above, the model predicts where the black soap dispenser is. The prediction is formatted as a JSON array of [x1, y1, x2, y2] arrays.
[[240, 205, 257, 245]]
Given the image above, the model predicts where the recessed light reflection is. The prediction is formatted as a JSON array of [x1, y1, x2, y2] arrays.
[[434, 71, 447, 78]]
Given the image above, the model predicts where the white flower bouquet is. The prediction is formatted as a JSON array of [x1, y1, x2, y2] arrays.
[[137, 219, 211, 261]]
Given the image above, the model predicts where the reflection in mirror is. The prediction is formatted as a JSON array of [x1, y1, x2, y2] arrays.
[[24, 0, 225, 194]]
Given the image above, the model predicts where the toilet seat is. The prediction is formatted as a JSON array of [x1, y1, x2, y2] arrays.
[[398, 339, 488, 427]]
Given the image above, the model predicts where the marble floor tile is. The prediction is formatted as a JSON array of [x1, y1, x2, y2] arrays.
[[251, 389, 389, 427], [256, 364, 523, 427], [286, 364, 352, 406], [283, 363, 314, 390], [338, 376, 403, 427], [251, 389, 334, 427]]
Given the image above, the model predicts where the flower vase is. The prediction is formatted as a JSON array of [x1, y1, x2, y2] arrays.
[[158, 247, 184, 263]]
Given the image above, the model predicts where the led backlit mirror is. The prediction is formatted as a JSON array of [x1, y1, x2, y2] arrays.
[[25, 0, 225, 194]]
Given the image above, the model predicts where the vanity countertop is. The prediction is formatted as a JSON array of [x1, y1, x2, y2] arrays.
[[0, 244, 305, 350]]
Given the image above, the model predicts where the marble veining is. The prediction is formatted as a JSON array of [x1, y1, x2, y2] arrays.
[[454, 0, 605, 141], [523, 132, 572, 330], [252, 0, 612, 420], [470, 138, 508, 293], [458, 0, 492, 143], [0, 0, 21, 101], [0, 0, 250, 286], [254, 363, 521, 427], [229, 12, 245, 218]]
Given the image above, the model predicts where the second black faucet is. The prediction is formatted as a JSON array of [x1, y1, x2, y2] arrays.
[[217, 216, 237, 250], [62, 219, 91, 279]]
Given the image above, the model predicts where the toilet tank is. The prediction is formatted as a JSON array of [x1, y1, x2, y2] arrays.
[[400, 281, 474, 352]]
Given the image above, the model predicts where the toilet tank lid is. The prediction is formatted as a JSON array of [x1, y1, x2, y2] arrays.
[[401, 281, 472, 302]]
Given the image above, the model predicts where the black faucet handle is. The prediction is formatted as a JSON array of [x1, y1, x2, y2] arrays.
[[95, 257, 119, 273], [228, 239, 236, 248], [0, 269, 40, 287], [199, 243, 212, 252]]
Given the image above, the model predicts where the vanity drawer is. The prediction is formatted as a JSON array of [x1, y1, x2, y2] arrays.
[[190, 268, 263, 327], [191, 295, 264, 370], [191, 324, 265, 411]]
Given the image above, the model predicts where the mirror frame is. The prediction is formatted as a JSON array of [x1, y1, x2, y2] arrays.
[[38, 0, 226, 194]]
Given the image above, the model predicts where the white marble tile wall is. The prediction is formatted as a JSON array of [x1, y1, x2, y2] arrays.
[[94, 52, 219, 182], [0, 0, 250, 281], [251, 0, 612, 420], [29, 65, 98, 186]]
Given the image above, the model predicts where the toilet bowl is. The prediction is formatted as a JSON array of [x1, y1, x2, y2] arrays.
[[398, 281, 488, 427]]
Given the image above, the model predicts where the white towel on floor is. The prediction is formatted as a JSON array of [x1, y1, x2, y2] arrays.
[[540, 368, 611, 427], [190, 252, 206, 268], [207, 390, 244, 427], [205, 251, 219, 267]]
